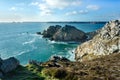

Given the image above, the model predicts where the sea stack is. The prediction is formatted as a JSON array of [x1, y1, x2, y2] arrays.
[[75, 20, 120, 61], [42, 25, 87, 42], [42, 25, 61, 38], [52, 25, 87, 42]]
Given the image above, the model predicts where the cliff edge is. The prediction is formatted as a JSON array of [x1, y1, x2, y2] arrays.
[[75, 20, 120, 61]]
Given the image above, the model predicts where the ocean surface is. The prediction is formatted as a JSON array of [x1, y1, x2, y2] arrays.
[[0, 22, 106, 65]]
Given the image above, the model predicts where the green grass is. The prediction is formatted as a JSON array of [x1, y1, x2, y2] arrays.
[[3, 65, 45, 80]]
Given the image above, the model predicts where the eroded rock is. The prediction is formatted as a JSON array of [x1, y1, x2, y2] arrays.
[[42, 25, 62, 38], [0, 57, 19, 73], [52, 25, 87, 42], [75, 20, 120, 61]]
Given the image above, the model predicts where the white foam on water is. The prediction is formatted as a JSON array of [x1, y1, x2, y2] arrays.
[[22, 38, 35, 45], [29, 33, 42, 37], [66, 48, 76, 61], [48, 40, 68, 45], [17, 50, 30, 56]]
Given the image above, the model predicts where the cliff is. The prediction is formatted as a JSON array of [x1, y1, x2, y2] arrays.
[[75, 20, 120, 61]]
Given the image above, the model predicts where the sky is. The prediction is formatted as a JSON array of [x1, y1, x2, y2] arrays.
[[0, 0, 120, 22]]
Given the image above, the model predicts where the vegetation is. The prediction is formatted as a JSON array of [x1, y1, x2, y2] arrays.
[[3, 64, 45, 80], [2, 53, 120, 80]]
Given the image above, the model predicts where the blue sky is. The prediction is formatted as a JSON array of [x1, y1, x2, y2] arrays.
[[0, 0, 120, 22]]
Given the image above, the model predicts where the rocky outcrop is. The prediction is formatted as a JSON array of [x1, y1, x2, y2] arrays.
[[52, 25, 87, 42], [41, 25, 87, 42], [42, 25, 61, 38], [75, 20, 120, 61], [50, 55, 70, 62], [0, 57, 19, 78]]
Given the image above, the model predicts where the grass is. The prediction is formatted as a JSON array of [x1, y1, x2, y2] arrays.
[[2, 65, 45, 80], [2, 53, 120, 80]]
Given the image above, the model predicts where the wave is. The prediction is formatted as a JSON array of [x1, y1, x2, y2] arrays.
[[17, 50, 31, 56], [48, 40, 68, 45], [66, 48, 76, 61], [29, 33, 42, 38], [22, 38, 35, 45]]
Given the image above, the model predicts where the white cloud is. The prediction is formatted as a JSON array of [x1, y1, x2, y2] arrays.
[[30, 2, 39, 6], [9, 7, 17, 11], [9, 6, 24, 11], [66, 10, 88, 16], [79, 10, 88, 14], [44, 0, 82, 9], [40, 9, 52, 16], [86, 5, 100, 10], [66, 11, 77, 15], [31, 0, 82, 16]]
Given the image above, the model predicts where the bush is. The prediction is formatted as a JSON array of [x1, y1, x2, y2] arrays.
[[52, 68, 67, 79], [42, 68, 67, 79]]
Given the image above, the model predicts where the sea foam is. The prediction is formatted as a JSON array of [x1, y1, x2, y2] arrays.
[[66, 48, 76, 61]]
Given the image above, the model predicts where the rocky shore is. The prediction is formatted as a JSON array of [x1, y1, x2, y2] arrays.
[[1, 20, 120, 80]]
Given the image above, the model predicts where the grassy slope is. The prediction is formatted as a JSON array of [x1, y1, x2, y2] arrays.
[[3, 53, 120, 80]]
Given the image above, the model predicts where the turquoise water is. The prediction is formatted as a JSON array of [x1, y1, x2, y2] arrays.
[[0, 22, 105, 65]]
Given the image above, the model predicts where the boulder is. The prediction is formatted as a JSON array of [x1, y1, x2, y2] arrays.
[[0, 72, 3, 78], [0, 57, 19, 73], [75, 20, 120, 61], [52, 25, 87, 42], [36, 32, 41, 35], [42, 25, 61, 38]]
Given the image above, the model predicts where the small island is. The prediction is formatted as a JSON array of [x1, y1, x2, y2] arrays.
[[37, 25, 97, 43]]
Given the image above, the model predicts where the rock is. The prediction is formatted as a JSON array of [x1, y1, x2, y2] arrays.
[[29, 60, 42, 65], [47, 62, 61, 67], [0, 72, 3, 78], [52, 25, 87, 42], [86, 29, 100, 40], [0, 58, 3, 66], [36, 32, 41, 35], [42, 25, 62, 38], [1, 57, 19, 73], [50, 55, 69, 62], [75, 20, 120, 61], [41, 25, 88, 42]]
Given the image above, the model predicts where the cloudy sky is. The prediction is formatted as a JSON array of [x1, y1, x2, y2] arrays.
[[0, 0, 120, 22]]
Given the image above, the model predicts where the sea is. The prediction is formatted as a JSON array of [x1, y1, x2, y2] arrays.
[[0, 22, 106, 65]]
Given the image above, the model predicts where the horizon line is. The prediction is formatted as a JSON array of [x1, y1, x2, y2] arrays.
[[0, 21, 108, 23]]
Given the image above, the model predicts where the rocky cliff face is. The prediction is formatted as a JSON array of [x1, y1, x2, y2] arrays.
[[42, 25, 87, 42], [42, 25, 61, 38], [75, 20, 120, 61], [52, 25, 87, 42]]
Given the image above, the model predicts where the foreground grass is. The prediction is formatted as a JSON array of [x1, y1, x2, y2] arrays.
[[3, 53, 120, 80], [3, 64, 45, 80]]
